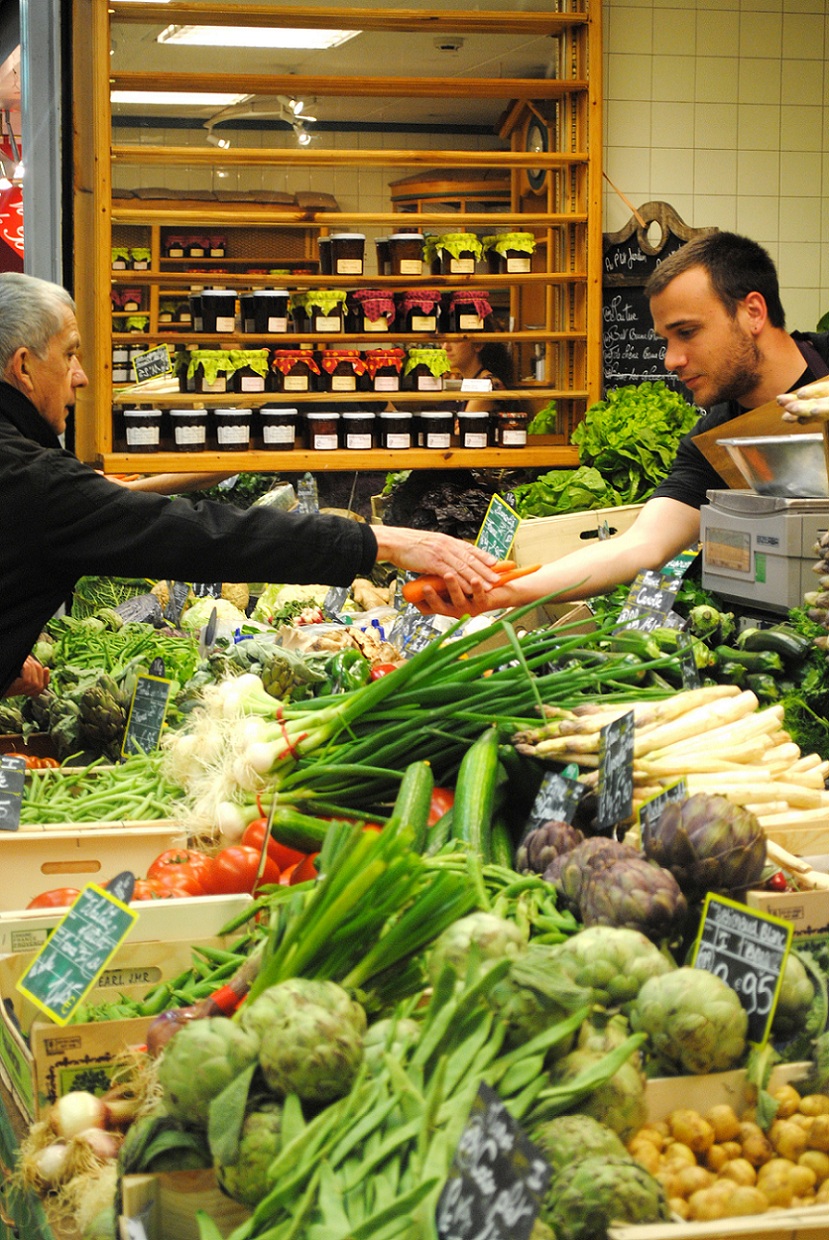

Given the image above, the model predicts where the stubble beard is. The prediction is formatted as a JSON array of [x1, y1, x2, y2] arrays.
[[707, 323, 763, 408]]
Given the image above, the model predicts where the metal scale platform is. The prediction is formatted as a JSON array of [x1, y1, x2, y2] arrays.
[[700, 489, 829, 615]]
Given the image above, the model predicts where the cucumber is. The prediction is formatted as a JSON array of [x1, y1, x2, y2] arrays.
[[385, 759, 434, 852], [736, 626, 811, 666], [489, 815, 514, 869], [451, 726, 501, 863], [270, 807, 337, 853], [424, 806, 454, 856]]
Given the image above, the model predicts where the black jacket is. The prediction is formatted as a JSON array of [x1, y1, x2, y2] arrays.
[[0, 383, 377, 694]]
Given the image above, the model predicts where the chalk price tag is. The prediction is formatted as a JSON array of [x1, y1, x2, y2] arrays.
[[132, 343, 173, 385], [614, 569, 682, 633], [163, 580, 191, 625], [0, 755, 26, 833], [691, 893, 792, 1045], [676, 632, 702, 689], [121, 673, 172, 757], [323, 586, 350, 617], [436, 1082, 551, 1240], [16, 884, 139, 1025], [475, 494, 521, 560], [191, 582, 223, 599], [596, 710, 635, 832], [115, 593, 163, 626], [523, 769, 587, 835], [637, 778, 688, 832]]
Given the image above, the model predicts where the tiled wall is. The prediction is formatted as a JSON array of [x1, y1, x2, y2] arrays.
[[604, 0, 829, 332]]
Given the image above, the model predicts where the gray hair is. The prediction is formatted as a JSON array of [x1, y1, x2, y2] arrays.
[[0, 271, 76, 372]]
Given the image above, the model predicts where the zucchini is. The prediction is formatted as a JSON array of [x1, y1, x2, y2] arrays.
[[736, 625, 812, 666], [716, 661, 748, 688], [489, 815, 514, 869], [713, 645, 784, 674], [451, 726, 501, 863], [424, 806, 454, 856], [270, 806, 339, 853], [385, 759, 434, 852], [746, 672, 781, 703]]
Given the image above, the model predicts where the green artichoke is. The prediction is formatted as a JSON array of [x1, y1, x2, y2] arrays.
[[547, 925, 673, 1008], [78, 673, 130, 760], [544, 1154, 670, 1239], [771, 951, 816, 1037], [362, 1016, 421, 1074], [641, 792, 766, 902], [630, 965, 748, 1074], [158, 1016, 260, 1127], [485, 944, 593, 1050], [516, 820, 584, 875], [551, 1047, 647, 1141], [427, 911, 527, 985], [215, 1101, 282, 1207], [531, 1113, 626, 1176], [544, 837, 640, 916], [579, 854, 687, 942], [248, 978, 367, 1103]]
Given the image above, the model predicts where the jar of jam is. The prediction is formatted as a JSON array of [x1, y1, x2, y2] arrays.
[[483, 231, 536, 274], [387, 232, 424, 276], [403, 347, 450, 392], [306, 410, 341, 450], [347, 289, 396, 333], [271, 349, 321, 393], [260, 406, 298, 451], [319, 349, 366, 393], [123, 408, 162, 453], [111, 247, 130, 271], [363, 348, 405, 392], [342, 409, 376, 450], [130, 247, 151, 271], [163, 233, 187, 258], [378, 410, 413, 450], [209, 234, 227, 258], [329, 232, 366, 276], [214, 408, 252, 451], [291, 290, 347, 333], [396, 289, 441, 334], [186, 235, 210, 258], [170, 407, 208, 452], [419, 410, 453, 449], [434, 231, 483, 275], [199, 288, 237, 333], [240, 289, 290, 334], [186, 348, 235, 393], [230, 348, 272, 394], [458, 409, 491, 449], [446, 291, 493, 333], [374, 237, 391, 276], [112, 346, 130, 385], [495, 409, 529, 447], [121, 288, 143, 312], [317, 236, 332, 275]]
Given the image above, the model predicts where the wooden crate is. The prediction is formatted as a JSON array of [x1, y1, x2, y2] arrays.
[[121, 1169, 251, 1240], [512, 503, 644, 568]]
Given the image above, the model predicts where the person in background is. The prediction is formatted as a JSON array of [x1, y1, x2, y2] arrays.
[[420, 231, 829, 618], [443, 338, 513, 414], [0, 271, 499, 696]]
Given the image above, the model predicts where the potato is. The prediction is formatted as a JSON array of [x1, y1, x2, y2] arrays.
[[722, 1185, 768, 1217], [718, 1158, 757, 1187], [704, 1104, 741, 1143], [788, 1112, 814, 1133], [799, 1149, 829, 1184], [817, 1178, 829, 1204], [788, 1162, 817, 1196], [770, 1083, 801, 1117], [799, 1093, 829, 1118], [739, 1122, 775, 1167], [628, 1139, 660, 1175], [668, 1196, 690, 1220], [807, 1114, 829, 1152], [756, 1158, 798, 1207], [720, 1140, 742, 1161], [669, 1109, 715, 1154], [704, 1144, 730, 1173], [656, 1169, 684, 1200], [769, 1118, 808, 1162], [687, 1181, 734, 1221], [663, 1142, 697, 1168], [672, 1164, 714, 1199]]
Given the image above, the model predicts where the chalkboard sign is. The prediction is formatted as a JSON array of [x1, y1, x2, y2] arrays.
[[614, 569, 682, 633], [324, 586, 350, 617], [115, 593, 163, 626], [638, 778, 688, 832], [523, 769, 588, 836], [476, 495, 521, 560], [676, 633, 702, 689], [163, 581, 191, 625], [0, 755, 26, 833], [121, 673, 172, 757], [191, 582, 222, 599], [435, 1082, 551, 1240], [596, 710, 635, 832], [132, 343, 172, 385], [603, 202, 714, 395], [691, 893, 792, 1045], [17, 883, 138, 1025]]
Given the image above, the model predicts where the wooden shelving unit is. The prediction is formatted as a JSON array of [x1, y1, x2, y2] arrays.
[[71, 1, 602, 474]]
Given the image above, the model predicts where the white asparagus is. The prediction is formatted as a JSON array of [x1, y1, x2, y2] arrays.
[[764, 839, 829, 890], [790, 752, 824, 773], [684, 778, 829, 809], [760, 742, 802, 766], [642, 701, 782, 760], [637, 754, 764, 777], [746, 801, 790, 816], [558, 684, 741, 736]]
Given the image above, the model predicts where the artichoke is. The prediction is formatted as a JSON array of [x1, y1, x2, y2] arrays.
[[547, 925, 674, 1008], [485, 944, 593, 1050], [427, 911, 527, 985], [771, 951, 817, 1037], [641, 792, 767, 902], [531, 1114, 626, 1177], [630, 965, 748, 1074], [248, 978, 367, 1103], [515, 820, 584, 875], [579, 854, 687, 943], [543, 837, 640, 916], [551, 1046, 647, 1141], [362, 1016, 421, 1074], [77, 673, 130, 760], [215, 1101, 282, 1207], [544, 1154, 670, 1239], [158, 1016, 260, 1127]]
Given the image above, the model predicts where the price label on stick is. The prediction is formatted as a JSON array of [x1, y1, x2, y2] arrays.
[[163, 580, 191, 625], [191, 582, 223, 599], [691, 893, 792, 1046], [523, 769, 587, 835], [596, 710, 635, 833], [475, 494, 521, 560], [436, 1082, 551, 1240], [16, 884, 138, 1026], [0, 755, 26, 833], [121, 673, 172, 758], [614, 569, 681, 634], [132, 343, 172, 385], [637, 778, 687, 832]]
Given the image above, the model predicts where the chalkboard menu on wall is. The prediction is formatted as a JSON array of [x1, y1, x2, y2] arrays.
[[602, 202, 715, 396]]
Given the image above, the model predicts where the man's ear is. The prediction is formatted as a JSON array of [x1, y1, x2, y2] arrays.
[[742, 291, 767, 335], [5, 345, 33, 394]]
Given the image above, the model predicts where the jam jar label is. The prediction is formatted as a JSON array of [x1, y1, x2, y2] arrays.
[[314, 315, 341, 332], [416, 375, 441, 391], [506, 255, 532, 273], [268, 316, 288, 332], [410, 314, 437, 331], [449, 256, 475, 274], [458, 313, 484, 331], [284, 375, 310, 391], [331, 375, 357, 391]]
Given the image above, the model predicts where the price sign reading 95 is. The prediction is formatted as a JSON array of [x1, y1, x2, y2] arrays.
[[691, 893, 792, 1045]]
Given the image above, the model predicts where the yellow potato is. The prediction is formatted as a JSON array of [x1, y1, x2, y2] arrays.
[[756, 1159, 797, 1207], [769, 1118, 808, 1163], [687, 1182, 734, 1221], [628, 1140, 660, 1175], [788, 1163, 817, 1196], [770, 1084, 801, 1117], [799, 1093, 829, 1117], [668, 1197, 690, 1220], [669, 1109, 715, 1154], [718, 1158, 757, 1187], [808, 1114, 829, 1152], [799, 1149, 829, 1183], [788, 1112, 814, 1133], [663, 1142, 697, 1168], [817, 1178, 829, 1203], [629, 1125, 666, 1152], [672, 1165, 714, 1199], [656, 1169, 684, 1200], [739, 1122, 775, 1167], [704, 1144, 730, 1173], [720, 1140, 742, 1161], [722, 1185, 768, 1217], [704, 1104, 741, 1143]]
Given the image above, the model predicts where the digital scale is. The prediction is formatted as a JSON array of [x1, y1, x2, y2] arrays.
[[700, 489, 829, 616]]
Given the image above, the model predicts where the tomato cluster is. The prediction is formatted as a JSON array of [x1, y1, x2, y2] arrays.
[[5, 752, 60, 770]]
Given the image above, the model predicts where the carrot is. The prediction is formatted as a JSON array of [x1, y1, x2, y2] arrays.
[[401, 562, 542, 603]]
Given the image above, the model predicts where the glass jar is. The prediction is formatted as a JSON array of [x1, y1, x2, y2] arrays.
[[271, 349, 321, 393], [403, 347, 450, 392], [387, 232, 424, 276], [434, 231, 483, 275], [260, 406, 298, 451], [319, 349, 367, 393], [396, 290, 441, 334], [329, 232, 366, 276], [363, 348, 405, 392], [186, 235, 210, 258], [306, 410, 341, 450], [230, 349, 272, 394], [170, 407, 208, 452], [209, 234, 227, 258], [347, 289, 396, 333], [123, 409, 162, 453], [494, 409, 529, 447], [240, 289, 290, 334], [199, 288, 237, 333], [378, 410, 413, 450], [163, 234, 187, 258], [186, 349, 235, 394], [342, 409, 376, 450], [483, 231, 536, 274], [374, 236, 391, 276], [446, 291, 493, 333], [214, 408, 252, 451], [317, 236, 332, 275], [291, 290, 347, 333], [458, 410, 491, 450], [419, 409, 453, 449]]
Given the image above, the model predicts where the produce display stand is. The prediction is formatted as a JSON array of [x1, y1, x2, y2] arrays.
[[0, 1080, 70, 1240]]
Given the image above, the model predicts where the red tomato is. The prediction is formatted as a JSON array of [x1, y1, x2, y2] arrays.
[[26, 887, 81, 910], [150, 869, 203, 896], [278, 862, 299, 886], [240, 820, 294, 874], [369, 663, 399, 681], [204, 845, 281, 895], [427, 787, 455, 827], [130, 879, 190, 901], [290, 852, 319, 884], [147, 848, 213, 895], [5, 752, 41, 769]]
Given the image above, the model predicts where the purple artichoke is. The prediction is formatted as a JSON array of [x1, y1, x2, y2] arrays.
[[544, 837, 639, 915], [579, 855, 687, 942], [516, 820, 584, 875], [641, 793, 767, 902]]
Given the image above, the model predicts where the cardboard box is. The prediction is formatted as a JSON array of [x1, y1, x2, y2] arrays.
[[0, 934, 235, 1122], [512, 503, 644, 568], [609, 1063, 829, 1240], [466, 601, 596, 656], [745, 887, 829, 936], [121, 1169, 251, 1240]]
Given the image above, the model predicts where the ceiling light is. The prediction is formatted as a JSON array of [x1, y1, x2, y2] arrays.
[[294, 124, 312, 147], [111, 91, 249, 107], [158, 25, 358, 50], [206, 131, 231, 149]]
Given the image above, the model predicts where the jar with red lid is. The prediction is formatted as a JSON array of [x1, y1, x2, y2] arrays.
[[186, 235, 211, 258], [209, 234, 227, 258], [271, 349, 321, 393], [363, 348, 405, 393], [163, 233, 187, 258], [396, 290, 441, 333], [318, 349, 367, 394], [446, 291, 493, 332], [347, 289, 396, 334]]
